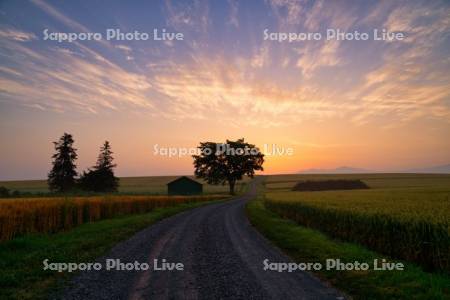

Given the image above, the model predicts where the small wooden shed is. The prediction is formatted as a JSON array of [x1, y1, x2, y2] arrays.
[[167, 176, 203, 195]]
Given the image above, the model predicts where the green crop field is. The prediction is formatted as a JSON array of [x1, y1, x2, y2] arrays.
[[0, 176, 249, 195], [263, 174, 450, 272]]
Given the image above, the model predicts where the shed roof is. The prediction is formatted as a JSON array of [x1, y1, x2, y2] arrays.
[[167, 176, 203, 186]]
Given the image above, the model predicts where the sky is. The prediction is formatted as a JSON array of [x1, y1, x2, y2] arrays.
[[0, 0, 449, 180]]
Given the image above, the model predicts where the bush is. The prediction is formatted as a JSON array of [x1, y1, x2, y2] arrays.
[[0, 187, 10, 198], [78, 169, 119, 193], [292, 179, 369, 191]]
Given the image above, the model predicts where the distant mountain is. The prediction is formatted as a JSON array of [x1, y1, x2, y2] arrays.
[[298, 166, 370, 174], [402, 164, 450, 174]]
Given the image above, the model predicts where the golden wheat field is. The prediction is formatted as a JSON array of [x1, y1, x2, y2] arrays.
[[264, 174, 450, 272], [0, 194, 225, 242]]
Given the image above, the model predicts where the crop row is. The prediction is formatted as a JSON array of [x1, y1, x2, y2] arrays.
[[0, 195, 224, 241], [265, 198, 449, 272]]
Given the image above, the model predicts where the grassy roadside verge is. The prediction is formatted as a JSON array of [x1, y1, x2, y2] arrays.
[[246, 199, 450, 299], [0, 199, 224, 300]]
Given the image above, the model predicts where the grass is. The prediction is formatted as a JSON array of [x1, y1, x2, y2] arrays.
[[246, 197, 450, 299], [0, 175, 250, 195], [0, 199, 224, 300]]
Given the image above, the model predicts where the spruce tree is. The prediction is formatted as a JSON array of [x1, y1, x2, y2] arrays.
[[95, 141, 116, 172], [48, 133, 78, 192], [79, 141, 119, 192]]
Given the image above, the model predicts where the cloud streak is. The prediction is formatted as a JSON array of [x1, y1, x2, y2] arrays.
[[0, 0, 449, 129]]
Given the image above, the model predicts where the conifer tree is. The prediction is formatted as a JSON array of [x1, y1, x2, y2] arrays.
[[79, 141, 119, 192], [48, 133, 78, 192]]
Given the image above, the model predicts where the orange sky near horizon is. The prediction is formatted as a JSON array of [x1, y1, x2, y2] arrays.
[[1, 103, 449, 180]]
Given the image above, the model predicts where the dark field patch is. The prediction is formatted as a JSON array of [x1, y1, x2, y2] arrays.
[[292, 179, 369, 191]]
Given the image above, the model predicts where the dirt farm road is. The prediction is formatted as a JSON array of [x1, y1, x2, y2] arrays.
[[59, 182, 345, 300]]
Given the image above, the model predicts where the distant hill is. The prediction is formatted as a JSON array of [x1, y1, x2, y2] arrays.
[[298, 166, 370, 174], [402, 164, 450, 174]]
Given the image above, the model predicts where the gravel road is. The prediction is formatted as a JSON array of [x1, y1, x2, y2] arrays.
[[59, 182, 345, 300]]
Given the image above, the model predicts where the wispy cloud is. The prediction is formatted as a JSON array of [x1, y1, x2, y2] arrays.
[[115, 44, 132, 52], [29, 0, 112, 48], [164, 0, 210, 34], [147, 56, 342, 125], [0, 0, 449, 129], [0, 39, 153, 114], [30, 0, 90, 32], [345, 1, 450, 125], [269, 0, 304, 27], [296, 39, 342, 76], [251, 45, 269, 68], [0, 28, 36, 42], [227, 0, 239, 28], [115, 44, 134, 60]]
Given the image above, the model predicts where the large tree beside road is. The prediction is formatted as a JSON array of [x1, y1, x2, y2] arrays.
[[192, 138, 264, 195]]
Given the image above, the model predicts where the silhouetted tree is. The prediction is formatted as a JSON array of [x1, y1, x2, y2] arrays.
[[48, 133, 78, 192], [193, 138, 264, 195], [79, 141, 119, 192]]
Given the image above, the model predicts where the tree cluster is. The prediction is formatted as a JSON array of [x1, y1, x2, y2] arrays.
[[48, 133, 119, 193]]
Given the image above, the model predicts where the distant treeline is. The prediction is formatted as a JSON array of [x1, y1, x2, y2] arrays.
[[0, 187, 22, 198]]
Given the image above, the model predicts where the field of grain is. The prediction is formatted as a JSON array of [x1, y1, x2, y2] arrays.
[[0, 194, 226, 241], [263, 174, 450, 272], [0, 176, 249, 195]]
